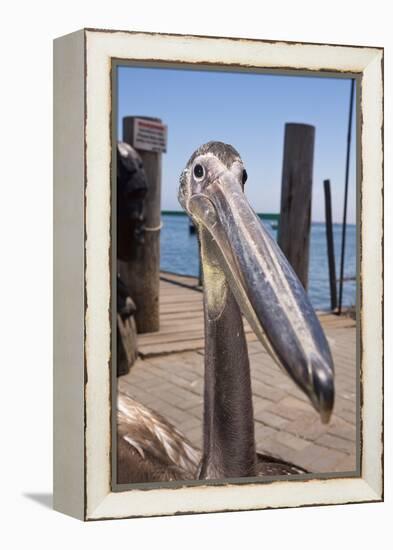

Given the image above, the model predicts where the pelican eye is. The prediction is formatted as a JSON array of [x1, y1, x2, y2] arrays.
[[193, 164, 204, 179], [242, 169, 248, 185]]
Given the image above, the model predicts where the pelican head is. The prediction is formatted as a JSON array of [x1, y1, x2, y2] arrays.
[[179, 141, 334, 423]]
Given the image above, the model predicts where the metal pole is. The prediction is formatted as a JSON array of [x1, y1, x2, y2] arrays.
[[338, 79, 355, 315], [323, 180, 337, 311]]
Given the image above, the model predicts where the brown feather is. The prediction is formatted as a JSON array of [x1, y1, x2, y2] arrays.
[[117, 393, 200, 483]]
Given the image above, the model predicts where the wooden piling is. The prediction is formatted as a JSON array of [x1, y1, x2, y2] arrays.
[[323, 179, 338, 311], [119, 116, 163, 333], [278, 123, 315, 289]]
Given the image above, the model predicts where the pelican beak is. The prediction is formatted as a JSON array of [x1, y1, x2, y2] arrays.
[[187, 168, 334, 423]]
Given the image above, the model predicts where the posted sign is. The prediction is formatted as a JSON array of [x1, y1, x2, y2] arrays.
[[133, 118, 167, 153]]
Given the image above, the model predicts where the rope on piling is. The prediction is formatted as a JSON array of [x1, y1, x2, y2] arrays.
[[144, 221, 163, 232]]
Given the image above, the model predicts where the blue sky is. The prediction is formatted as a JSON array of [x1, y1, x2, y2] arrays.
[[118, 66, 356, 224]]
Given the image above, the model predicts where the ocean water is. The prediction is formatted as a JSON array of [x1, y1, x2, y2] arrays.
[[160, 214, 357, 311]]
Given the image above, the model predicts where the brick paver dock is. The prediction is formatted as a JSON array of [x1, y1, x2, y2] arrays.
[[119, 272, 357, 474]]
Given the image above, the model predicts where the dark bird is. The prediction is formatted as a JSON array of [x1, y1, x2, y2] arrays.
[[117, 141, 334, 483], [117, 141, 147, 261]]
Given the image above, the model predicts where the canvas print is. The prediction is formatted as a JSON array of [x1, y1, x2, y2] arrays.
[[114, 65, 357, 487]]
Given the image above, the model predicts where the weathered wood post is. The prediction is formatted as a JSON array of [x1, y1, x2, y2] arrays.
[[119, 116, 167, 333], [323, 179, 338, 311], [278, 123, 315, 289]]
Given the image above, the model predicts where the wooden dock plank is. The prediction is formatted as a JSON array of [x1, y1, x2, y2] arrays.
[[137, 273, 355, 357]]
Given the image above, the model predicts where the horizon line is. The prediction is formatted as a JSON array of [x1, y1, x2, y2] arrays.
[[161, 210, 356, 225]]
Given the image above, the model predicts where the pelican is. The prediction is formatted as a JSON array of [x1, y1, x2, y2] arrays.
[[117, 141, 334, 483]]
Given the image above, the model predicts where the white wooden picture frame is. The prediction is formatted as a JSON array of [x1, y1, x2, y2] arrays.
[[53, 28, 383, 520]]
